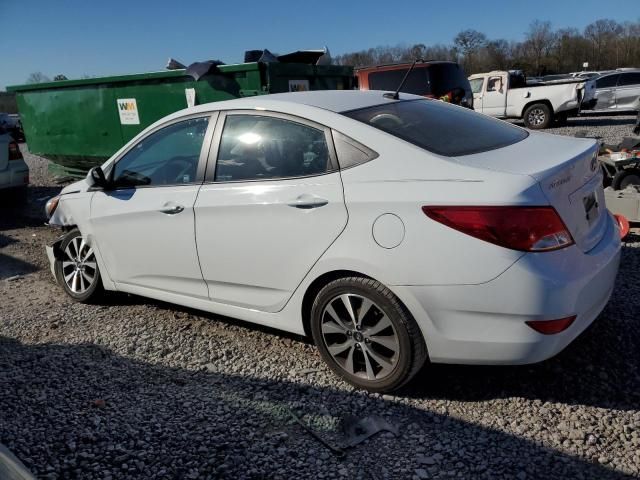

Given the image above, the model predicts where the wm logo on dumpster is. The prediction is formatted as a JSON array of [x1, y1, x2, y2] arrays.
[[116, 98, 140, 125]]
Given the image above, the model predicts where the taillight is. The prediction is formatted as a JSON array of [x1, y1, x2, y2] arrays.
[[8, 141, 23, 160], [525, 315, 576, 334], [422, 206, 574, 252]]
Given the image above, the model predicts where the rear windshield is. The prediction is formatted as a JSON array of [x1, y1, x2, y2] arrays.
[[343, 99, 528, 157], [367, 63, 470, 97]]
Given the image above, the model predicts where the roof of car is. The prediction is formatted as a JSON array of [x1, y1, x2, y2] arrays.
[[184, 90, 425, 117]]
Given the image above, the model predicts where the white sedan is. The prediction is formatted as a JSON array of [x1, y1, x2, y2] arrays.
[[45, 91, 621, 392]]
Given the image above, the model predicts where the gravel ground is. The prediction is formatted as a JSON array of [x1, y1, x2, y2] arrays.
[[1, 116, 640, 480]]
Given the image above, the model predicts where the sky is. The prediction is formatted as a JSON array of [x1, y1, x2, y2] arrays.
[[1, 0, 638, 90]]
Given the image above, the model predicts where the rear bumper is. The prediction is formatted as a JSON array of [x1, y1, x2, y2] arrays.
[[392, 213, 621, 365], [0, 160, 29, 190]]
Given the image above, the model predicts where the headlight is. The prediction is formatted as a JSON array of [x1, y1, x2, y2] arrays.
[[45, 196, 60, 219]]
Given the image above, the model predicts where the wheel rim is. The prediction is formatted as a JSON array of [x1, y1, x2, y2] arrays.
[[321, 294, 399, 381], [62, 236, 98, 294], [528, 108, 546, 126]]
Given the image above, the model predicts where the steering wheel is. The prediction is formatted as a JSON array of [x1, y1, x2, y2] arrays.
[[163, 156, 197, 184]]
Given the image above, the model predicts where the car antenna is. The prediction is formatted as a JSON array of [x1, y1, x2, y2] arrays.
[[383, 58, 424, 100]]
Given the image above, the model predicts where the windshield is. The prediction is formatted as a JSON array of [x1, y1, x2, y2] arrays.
[[343, 99, 528, 157]]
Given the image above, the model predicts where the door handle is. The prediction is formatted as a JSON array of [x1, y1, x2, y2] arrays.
[[287, 195, 329, 209], [159, 204, 184, 215]]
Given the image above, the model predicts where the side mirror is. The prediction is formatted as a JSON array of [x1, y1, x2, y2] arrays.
[[88, 166, 109, 189]]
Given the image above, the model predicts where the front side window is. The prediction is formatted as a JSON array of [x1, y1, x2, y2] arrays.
[[112, 117, 209, 187], [596, 75, 619, 89], [469, 78, 484, 94], [486, 77, 503, 92], [343, 99, 528, 157], [215, 115, 330, 182]]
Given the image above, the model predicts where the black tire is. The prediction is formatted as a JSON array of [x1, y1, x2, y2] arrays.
[[523, 103, 552, 129], [554, 113, 568, 126], [310, 276, 427, 392], [612, 168, 640, 190], [9, 186, 27, 204], [54, 229, 103, 303]]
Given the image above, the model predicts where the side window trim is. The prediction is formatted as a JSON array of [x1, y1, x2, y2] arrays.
[[204, 110, 339, 184], [107, 112, 218, 190]]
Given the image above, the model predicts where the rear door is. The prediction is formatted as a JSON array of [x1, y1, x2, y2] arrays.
[[615, 72, 640, 110], [482, 74, 507, 116], [194, 111, 348, 312], [594, 74, 619, 110]]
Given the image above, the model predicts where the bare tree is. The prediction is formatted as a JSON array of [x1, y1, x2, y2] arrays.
[[454, 29, 487, 72], [585, 19, 622, 69], [525, 20, 557, 75], [26, 72, 51, 84]]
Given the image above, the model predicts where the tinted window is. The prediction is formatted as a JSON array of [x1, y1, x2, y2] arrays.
[[343, 99, 528, 157], [368, 68, 430, 96], [469, 78, 484, 94], [112, 117, 208, 187], [426, 63, 470, 97], [332, 130, 378, 168], [215, 115, 329, 181], [596, 75, 619, 89], [618, 72, 640, 86]]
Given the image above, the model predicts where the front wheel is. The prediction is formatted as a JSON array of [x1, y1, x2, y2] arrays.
[[54, 229, 103, 303], [523, 103, 552, 129], [310, 277, 427, 392]]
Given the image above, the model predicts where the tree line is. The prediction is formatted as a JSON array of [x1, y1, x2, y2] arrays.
[[334, 19, 640, 76]]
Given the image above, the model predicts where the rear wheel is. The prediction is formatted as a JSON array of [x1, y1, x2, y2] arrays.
[[310, 277, 427, 392], [523, 103, 552, 129], [54, 229, 103, 303], [612, 168, 640, 190]]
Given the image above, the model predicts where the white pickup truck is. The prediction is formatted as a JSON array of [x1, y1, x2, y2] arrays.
[[468, 70, 596, 129]]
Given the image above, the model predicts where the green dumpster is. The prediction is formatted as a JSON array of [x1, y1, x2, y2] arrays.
[[7, 61, 354, 178]]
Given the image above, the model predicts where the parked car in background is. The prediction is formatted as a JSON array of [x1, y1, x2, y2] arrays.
[[574, 72, 600, 79], [44, 90, 621, 392], [0, 113, 24, 142], [0, 130, 29, 201], [356, 61, 473, 108], [468, 70, 596, 129], [583, 70, 640, 113]]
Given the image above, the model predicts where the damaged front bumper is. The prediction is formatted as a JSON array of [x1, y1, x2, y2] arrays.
[[45, 234, 66, 283]]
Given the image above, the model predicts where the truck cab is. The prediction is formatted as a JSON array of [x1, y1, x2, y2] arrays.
[[469, 70, 595, 129]]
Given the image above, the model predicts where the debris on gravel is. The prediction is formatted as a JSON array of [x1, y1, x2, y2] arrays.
[[1, 121, 640, 479]]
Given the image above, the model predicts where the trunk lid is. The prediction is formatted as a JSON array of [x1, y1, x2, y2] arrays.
[[453, 131, 605, 252]]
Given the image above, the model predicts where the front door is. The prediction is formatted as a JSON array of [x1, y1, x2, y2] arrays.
[[90, 115, 213, 298], [482, 75, 508, 117], [594, 74, 619, 111], [194, 112, 348, 312], [469, 78, 485, 112]]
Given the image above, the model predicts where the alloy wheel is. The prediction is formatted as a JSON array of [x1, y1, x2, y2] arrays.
[[61, 236, 98, 294], [528, 108, 546, 126], [320, 293, 400, 381]]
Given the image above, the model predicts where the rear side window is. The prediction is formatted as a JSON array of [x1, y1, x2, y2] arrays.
[[343, 99, 528, 157], [368, 68, 430, 96], [215, 115, 330, 182], [618, 72, 640, 86], [426, 63, 470, 97], [332, 130, 378, 168], [596, 75, 619, 88]]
